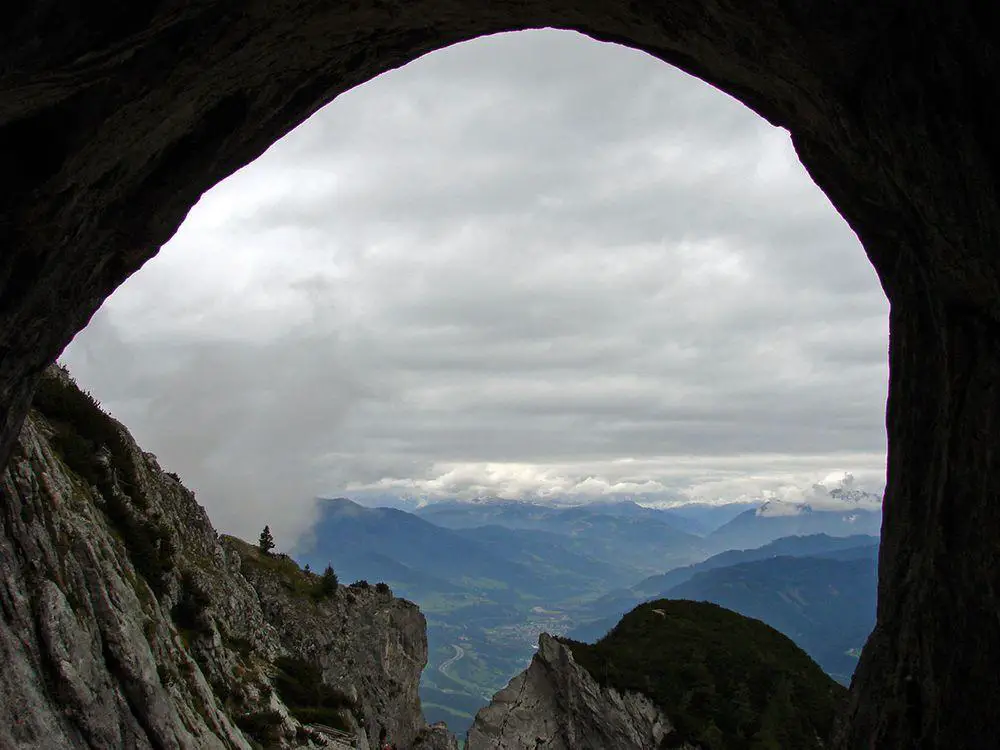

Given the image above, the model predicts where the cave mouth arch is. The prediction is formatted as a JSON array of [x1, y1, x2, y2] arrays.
[[63, 28, 889, 554], [3, 5, 1000, 748]]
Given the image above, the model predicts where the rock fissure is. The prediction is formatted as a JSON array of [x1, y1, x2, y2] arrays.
[[491, 659, 534, 750], [96, 629, 165, 750]]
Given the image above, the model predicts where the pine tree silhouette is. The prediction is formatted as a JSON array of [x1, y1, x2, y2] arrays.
[[258, 525, 275, 555]]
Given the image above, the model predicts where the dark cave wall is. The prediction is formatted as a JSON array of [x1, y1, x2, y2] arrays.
[[2, 2, 1000, 747]]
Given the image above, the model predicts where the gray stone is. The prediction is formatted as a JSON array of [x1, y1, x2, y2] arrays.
[[467, 634, 696, 750]]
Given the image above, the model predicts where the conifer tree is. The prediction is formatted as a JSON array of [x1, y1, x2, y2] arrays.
[[320, 564, 338, 597], [258, 525, 275, 555]]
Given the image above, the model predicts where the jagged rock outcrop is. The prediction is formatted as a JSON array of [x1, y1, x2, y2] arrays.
[[0, 367, 445, 749], [467, 634, 693, 750], [411, 723, 459, 750]]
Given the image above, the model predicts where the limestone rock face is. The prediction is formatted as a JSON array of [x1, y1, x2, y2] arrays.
[[0, 368, 438, 749], [467, 634, 697, 750], [229, 539, 430, 749]]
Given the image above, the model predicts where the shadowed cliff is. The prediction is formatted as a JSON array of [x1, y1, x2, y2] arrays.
[[0, 366, 452, 749]]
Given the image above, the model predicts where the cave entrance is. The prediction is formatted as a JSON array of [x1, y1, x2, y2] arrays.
[[64, 28, 889, 745]]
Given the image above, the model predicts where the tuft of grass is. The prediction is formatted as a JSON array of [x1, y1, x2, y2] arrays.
[[224, 535, 339, 602]]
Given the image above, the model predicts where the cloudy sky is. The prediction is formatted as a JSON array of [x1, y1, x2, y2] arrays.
[[61, 30, 889, 544]]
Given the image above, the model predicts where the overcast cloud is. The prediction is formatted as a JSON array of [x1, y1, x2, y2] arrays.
[[61, 30, 889, 545]]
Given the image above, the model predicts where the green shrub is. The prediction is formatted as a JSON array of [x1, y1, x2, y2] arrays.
[[349, 580, 370, 590], [375, 582, 391, 596], [157, 663, 175, 688], [102, 491, 174, 597], [224, 634, 255, 659], [315, 565, 338, 599], [210, 677, 234, 705]]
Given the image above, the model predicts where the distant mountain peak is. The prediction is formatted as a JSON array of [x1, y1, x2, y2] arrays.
[[756, 486, 882, 518]]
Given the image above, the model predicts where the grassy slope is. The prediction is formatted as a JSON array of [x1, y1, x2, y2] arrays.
[[560, 599, 847, 750]]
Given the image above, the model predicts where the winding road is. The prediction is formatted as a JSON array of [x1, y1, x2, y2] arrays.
[[438, 644, 466, 676]]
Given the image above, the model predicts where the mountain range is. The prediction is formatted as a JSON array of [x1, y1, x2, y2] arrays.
[[633, 532, 877, 600], [414, 499, 711, 574], [294, 494, 881, 734], [295, 498, 646, 604], [667, 549, 878, 683], [705, 495, 881, 552], [568, 537, 879, 683]]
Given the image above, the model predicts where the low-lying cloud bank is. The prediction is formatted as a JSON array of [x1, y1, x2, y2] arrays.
[[349, 466, 884, 510]]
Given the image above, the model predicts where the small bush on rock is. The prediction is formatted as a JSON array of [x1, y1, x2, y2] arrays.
[[314, 564, 338, 600]]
